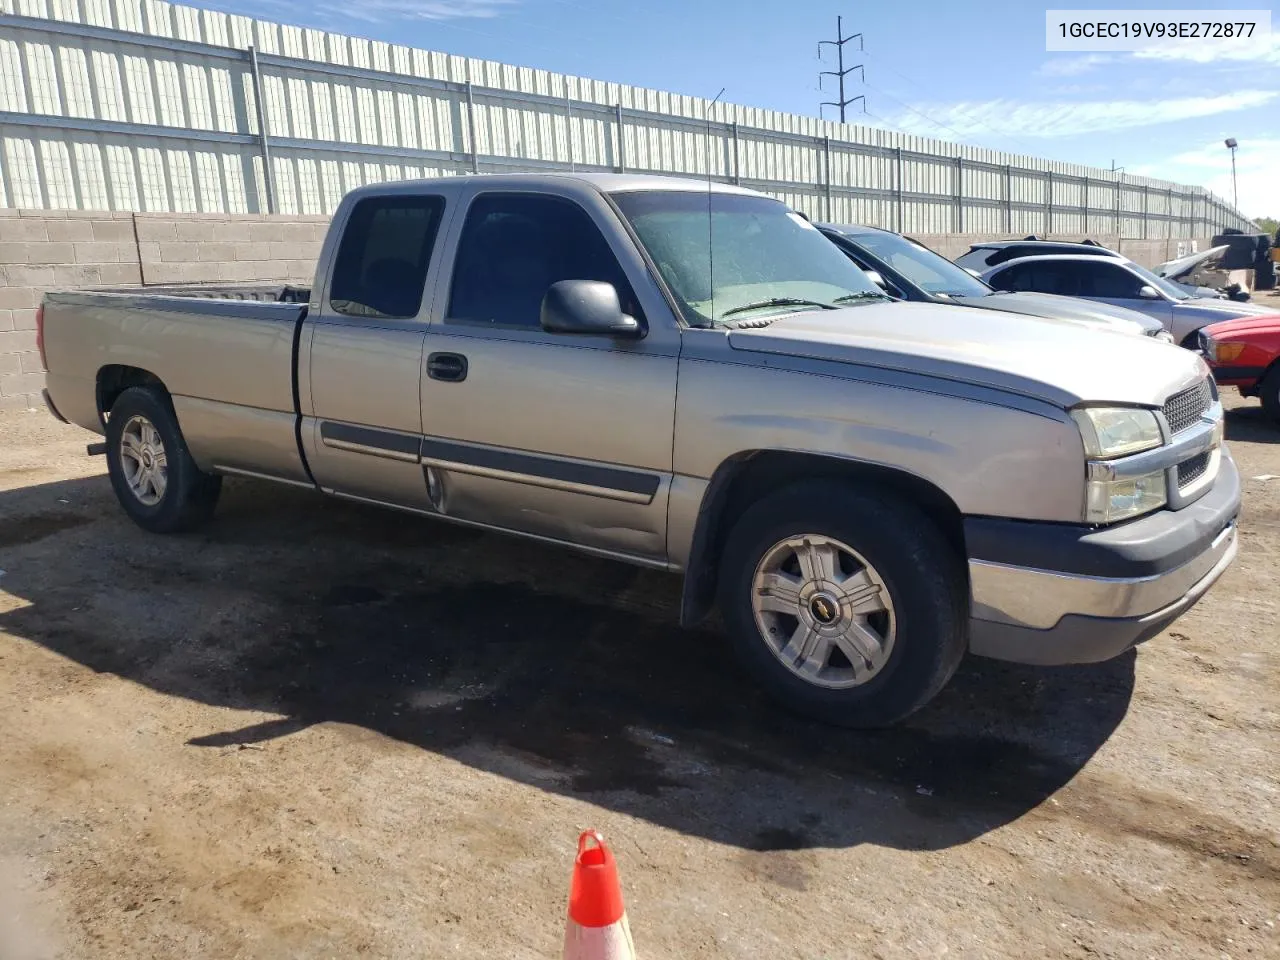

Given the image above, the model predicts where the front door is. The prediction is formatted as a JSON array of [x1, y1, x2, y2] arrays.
[[419, 187, 680, 563], [301, 188, 457, 508]]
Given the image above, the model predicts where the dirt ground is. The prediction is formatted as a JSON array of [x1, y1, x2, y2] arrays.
[[0, 390, 1277, 959]]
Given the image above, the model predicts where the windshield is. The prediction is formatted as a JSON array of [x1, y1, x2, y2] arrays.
[[1123, 258, 1190, 300], [842, 229, 993, 298], [611, 191, 886, 325]]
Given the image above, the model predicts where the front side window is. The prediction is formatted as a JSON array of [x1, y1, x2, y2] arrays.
[[330, 196, 444, 319], [1081, 262, 1146, 299], [611, 191, 886, 326], [447, 193, 639, 328], [1122, 259, 1187, 300]]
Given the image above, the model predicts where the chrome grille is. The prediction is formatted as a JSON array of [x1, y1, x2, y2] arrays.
[[1163, 379, 1212, 435], [1177, 451, 1210, 489]]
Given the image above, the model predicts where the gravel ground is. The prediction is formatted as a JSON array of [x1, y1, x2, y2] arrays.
[[0, 387, 1277, 960]]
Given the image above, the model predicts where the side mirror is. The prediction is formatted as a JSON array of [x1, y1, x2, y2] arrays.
[[540, 280, 642, 338], [864, 269, 886, 289], [1138, 285, 1161, 300]]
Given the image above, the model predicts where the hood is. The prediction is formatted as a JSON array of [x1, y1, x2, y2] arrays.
[[1201, 313, 1280, 339], [1180, 297, 1279, 318], [726, 301, 1207, 409], [951, 291, 1157, 333], [1157, 244, 1229, 280]]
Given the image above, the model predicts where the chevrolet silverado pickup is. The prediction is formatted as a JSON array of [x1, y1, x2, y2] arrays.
[[39, 174, 1241, 727]]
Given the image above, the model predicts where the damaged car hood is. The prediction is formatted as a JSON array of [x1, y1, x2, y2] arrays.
[[1157, 245, 1229, 280]]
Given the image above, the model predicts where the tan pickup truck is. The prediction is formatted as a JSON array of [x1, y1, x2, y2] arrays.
[[39, 174, 1240, 727]]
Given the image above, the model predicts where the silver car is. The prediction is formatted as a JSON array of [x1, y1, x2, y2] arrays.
[[819, 223, 1172, 340], [980, 253, 1278, 346]]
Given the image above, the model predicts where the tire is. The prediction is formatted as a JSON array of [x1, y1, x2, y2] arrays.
[[1261, 364, 1280, 424], [717, 480, 967, 728], [105, 386, 222, 533]]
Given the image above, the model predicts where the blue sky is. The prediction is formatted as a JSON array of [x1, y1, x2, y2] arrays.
[[204, 0, 1279, 217]]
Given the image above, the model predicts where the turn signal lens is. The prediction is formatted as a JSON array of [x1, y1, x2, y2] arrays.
[[1211, 341, 1247, 363]]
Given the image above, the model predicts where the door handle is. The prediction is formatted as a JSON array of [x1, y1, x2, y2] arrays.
[[427, 352, 468, 382]]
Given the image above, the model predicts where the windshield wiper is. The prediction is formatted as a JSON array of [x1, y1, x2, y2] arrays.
[[831, 291, 890, 304], [720, 297, 838, 319]]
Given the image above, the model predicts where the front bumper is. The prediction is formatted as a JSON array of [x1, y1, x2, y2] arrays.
[[1207, 364, 1265, 389], [966, 455, 1241, 665]]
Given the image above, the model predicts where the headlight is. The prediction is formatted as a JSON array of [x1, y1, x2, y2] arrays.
[[1071, 407, 1162, 459], [1086, 471, 1168, 525], [1155, 330, 1175, 344]]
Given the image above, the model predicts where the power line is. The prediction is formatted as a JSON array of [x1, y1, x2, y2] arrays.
[[861, 81, 973, 142]]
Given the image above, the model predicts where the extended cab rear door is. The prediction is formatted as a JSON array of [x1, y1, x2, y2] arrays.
[[299, 182, 463, 506], [418, 181, 681, 564]]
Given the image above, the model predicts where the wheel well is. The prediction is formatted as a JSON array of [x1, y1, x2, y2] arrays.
[[679, 451, 966, 628], [97, 365, 166, 424]]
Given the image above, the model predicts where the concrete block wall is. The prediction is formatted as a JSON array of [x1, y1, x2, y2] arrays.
[[134, 214, 328, 285], [0, 209, 323, 412]]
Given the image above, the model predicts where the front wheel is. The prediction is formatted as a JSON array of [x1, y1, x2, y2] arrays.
[[717, 481, 968, 728], [105, 386, 222, 533], [1260, 365, 1280, 424]]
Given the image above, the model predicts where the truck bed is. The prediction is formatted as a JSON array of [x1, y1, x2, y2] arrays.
[[82, 282, 311, 303], [41, 285, 312, 486]]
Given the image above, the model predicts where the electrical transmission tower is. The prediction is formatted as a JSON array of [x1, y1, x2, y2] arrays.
[[818, 16, 865, 122]]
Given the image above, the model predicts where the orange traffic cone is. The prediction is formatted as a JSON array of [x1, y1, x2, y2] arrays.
[[563, 831, 636, 960]]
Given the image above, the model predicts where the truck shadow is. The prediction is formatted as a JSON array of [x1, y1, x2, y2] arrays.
[[0, 474, 1135, 853], [1224, 403, 1279, 444]]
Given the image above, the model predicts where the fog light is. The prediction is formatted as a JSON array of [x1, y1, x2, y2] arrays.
[[1086, 471, 1167, 524]]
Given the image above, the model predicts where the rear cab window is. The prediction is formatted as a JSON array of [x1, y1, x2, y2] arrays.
[[329, 196, 446, 320]]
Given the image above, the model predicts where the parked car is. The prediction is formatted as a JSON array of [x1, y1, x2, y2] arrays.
[[958, 238, 1226, 299], [38, 174, 1239, 728], [955, 237, 1118, 273], [819, 223, 1172, 340], [979, 253, 1279, 345], [1199, 314, 1280, 422]]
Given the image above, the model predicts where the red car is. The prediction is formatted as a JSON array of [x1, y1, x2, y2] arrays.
[[1199, 313, 1280, 422]]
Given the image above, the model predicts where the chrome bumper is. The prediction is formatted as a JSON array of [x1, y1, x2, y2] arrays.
[[966, 454, 1241, 666], [968, 525, 1237, 666], [970, 521, 1237, 630]]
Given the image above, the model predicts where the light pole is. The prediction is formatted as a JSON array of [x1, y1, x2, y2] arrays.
[[1224, 138, 1238, 209]]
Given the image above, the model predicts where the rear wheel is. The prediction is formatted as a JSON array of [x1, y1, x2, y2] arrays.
[[717, 481, 968, 728], [106, 386, 221, 533], [1261, 365, 1280, 424]]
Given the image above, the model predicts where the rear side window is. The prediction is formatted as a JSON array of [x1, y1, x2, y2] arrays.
[[984, 248, 1024, 267], [990, 261, 1062, 292], [330, 196, 445, 319]]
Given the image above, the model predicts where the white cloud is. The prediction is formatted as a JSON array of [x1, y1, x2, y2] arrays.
[[328, 0, 516, 22], [1133, 32, 1280, 64], [1140, 139, 1280, 218], [889, 90, 1279, 139], [1038, 54, 1113, 76]]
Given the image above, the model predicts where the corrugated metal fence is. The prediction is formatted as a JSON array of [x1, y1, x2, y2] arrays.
[[0, 0, 1256, 238]]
